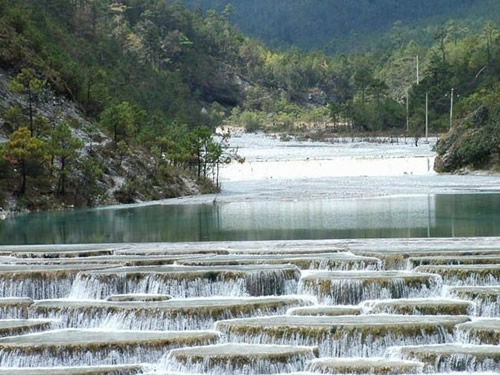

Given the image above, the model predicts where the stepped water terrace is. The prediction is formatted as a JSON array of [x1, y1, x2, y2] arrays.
[[288, 305, 362, 316], [176, 253, 382, 270], [0, 298, 34, 319], [456, 319, 500, 345], [306, 357, 424, 374], [31, 296, 314, 330], [0, 264, 118, 300], [0, 366, 144, 374], [163, 343, 319, 374], [447, 286, 500, 317], [388, 344, 500, 372], [359, 298, 475, 315], [70, 264, 301, 299], [0, 329, 219, 367], [298, 270, 442, 304], [215, 314, 469, 357], [11, 255, 207, 267], [0, 237, 498, 374], [415, 264, 500, 285], [0, 319, 55, 337]]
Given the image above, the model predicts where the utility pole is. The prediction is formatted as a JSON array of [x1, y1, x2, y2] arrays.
[[449, 88, 454, 130], [406, 89, 409, 132], [425, 92, 429, 141], [416, 55, 420, 85]]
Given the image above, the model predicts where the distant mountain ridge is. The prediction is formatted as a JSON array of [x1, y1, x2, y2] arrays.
[[182, 0, 500, 52]]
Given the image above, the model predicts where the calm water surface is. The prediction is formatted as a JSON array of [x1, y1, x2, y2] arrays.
[[1, 135, 499, 245], [1, 193, 499, 244]]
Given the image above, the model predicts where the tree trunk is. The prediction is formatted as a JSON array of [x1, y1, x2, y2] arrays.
[[91, 3, 97, 40], [60, 157, 66, 195], [20, 160, 26, 194], [86, 78, 92, 114], [487, 38, 491, 65], [28, 89, 34, 136], [197, 150, 201, 178], [441, 40, 446, 63], [216, 162, 220, 188]]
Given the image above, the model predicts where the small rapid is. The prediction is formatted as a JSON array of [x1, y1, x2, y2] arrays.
[[0, 238, 497, 374]]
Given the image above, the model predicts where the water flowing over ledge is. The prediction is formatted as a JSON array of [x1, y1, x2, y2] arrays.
[[30, 296, 315, 331], [0, 366, 144, 375], [0, 237, 498, 374], [306, 357, 424, 374], [69, 265, 301, 300], [162, 343, 319, 375], [214, 315, 469, 357]]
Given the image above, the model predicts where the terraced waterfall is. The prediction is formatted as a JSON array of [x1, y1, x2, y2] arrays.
[[0, 238, 498, 374]]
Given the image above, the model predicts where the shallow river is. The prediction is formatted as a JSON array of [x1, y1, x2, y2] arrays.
[[0, 133, 499, 374], [1, 133, 499, 244]]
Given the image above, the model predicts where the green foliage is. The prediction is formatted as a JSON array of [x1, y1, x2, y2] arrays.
[[162, 123, 191, 167], [33, 116, 51, 137], [436, 81, 500, 171], [49, 122, 84, 194], [456, 124, 498, 168], [0, 145, 8, 207], [181, 0, 500, 53], [187, 125, 214, 178], [353, 69, 374, 106], [150, 125, 242, 187], [99, 102, 145, 144], [0, 0, 248, 127], [377, 98, 407, 131], [9, 68, 44, 95], [0, 0, 499, 211], [2, 127, 49, 194], [239, 111, 264, 133], [114, 178, 140, 204], [9, 68, 46, 136], [205, 102, 226, 128], [3, 105, 26, 132], [76, 156, 106, 207], [116, 140, 132, 166]]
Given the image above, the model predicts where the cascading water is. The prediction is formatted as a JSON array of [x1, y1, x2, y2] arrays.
[[0, 298, 33, 319], [29, 296, 315, 330], [161, 343, 319, 375], [0, 265, 115, 300], [386, 344, 500, 373], [176, 252, 383, 271], [0, 329, 219, 367], [456, 319, 500, 345], [297, 270, 443, 305], [214, 315, 467, 357], [69, 265, 300, 300], [0, 365, 145, 375], [305, 357, 425, 374], [359, 298, 476, 316], [446, 286, 500, 317], [415, 265, 500, 286], [0, 239, 498, 374]]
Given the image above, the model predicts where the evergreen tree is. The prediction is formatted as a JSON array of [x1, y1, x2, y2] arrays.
[[2, 127, 49, 194]]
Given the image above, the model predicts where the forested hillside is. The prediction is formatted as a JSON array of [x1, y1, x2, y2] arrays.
[[182, 0, 500, 53], [0, 0, 499, 212], [0, 0, 251, 210]]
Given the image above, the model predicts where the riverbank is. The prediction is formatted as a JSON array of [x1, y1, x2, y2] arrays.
[[0, 67, 219, 214], [2, 132, 499, 244], [84, 132, 500, 206], [3, 132, 499, 215], [434, 106, 500, 174]]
